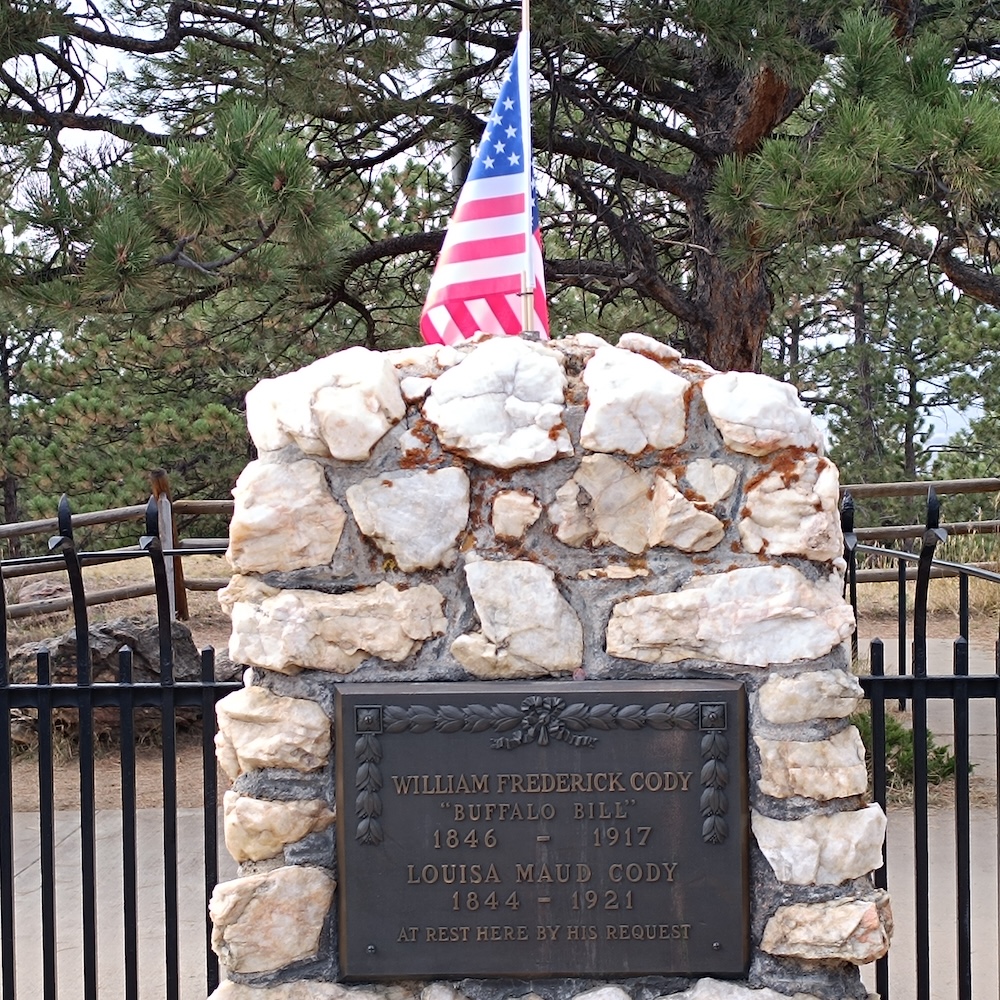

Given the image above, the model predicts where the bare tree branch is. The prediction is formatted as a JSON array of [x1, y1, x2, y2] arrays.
[[856, 224, 1000, 309]]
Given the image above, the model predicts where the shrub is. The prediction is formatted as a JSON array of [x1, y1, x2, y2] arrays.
[[852, 710, 965, 791]]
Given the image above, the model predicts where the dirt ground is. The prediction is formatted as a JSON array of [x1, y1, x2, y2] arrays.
[[858, 609, 1000, 648], [5, 562, 998, 812], [6, 558, 235, 812]]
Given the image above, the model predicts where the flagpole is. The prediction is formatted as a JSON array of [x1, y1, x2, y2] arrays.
[[519, 0, 534, 333]]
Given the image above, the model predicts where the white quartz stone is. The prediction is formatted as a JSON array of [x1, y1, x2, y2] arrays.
[[756, 726, 869, 800], [606, 565, 855, 666], [752, 804, 887, 884], [557, 455, 652, 552], [580, 346, 688, 454], [559, 332, 610, 351], [209, 865, 334, 973], [246, 347, 405, 460], [218, 572, 279, 614], [741, 454, 842, 561], [701, 371, 823, 456], [223, 576, 447, 674], [572, 987, 631, 1000], [398, 428, 431, 460], [684, 458, 737, 504], [346, 467, 470, 571], [451, 559, 583, 677], [684, 359, 716, 374], [245, 356, 336, 455], [576, 565, 650, 579], [223, 790, 336, 863], [227, 459, 346, 574], [399, 375, 436, 401], [758, 669, 864, 723], [421, 986, 465, 1000], [384, 343, 464, 374], [550, 477, 599, 547], [215, 685, 331, 781], [211, 984, 377, 1000], [649, 477, 726, 552], [492, 490, 542, 540], [669, 980, 821, 1000], [550, 455, 723, 554], [760, 891, 893, 964], [423, 337, 572, 469], [617, 332, 682, 362]]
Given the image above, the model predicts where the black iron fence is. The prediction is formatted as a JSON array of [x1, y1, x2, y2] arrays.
[[0, 496, 240, 1000], [2, 489, 999, 998], [843, 488, 1000, 1000]]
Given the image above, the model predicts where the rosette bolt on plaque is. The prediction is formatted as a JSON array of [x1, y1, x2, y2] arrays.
[[367, 944, 377, 954], [712, 942, 721, 951]]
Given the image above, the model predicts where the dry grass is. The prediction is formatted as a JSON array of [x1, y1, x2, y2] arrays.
[[891, 775, 998, 810], [8, 728, 226, 811], [5, 553, 232, 650], [854, 532, 1000, 622]]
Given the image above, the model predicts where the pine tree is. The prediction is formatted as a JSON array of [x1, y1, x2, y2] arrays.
[[4, 2, 1000, 371], [0, 304, 60, 548], [7, 2, 1000, 519], [765, 248, 1000, 523]]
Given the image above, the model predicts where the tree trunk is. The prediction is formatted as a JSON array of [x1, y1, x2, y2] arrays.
[[852, 277, 883, 472], [3, 474, 19, 558], [676, 63, 801, 373], [903, 368, 919, 479], [690, 252, 771, 371], [684, 162, 772, 372]]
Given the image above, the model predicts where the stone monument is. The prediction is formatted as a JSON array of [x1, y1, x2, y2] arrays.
[[210, 332, 890, 1000]]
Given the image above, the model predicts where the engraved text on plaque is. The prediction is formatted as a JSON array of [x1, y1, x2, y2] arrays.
[[335, 681, 748, 979]]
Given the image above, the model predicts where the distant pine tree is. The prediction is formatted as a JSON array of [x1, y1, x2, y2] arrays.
[[5, 2, 1000, 511]]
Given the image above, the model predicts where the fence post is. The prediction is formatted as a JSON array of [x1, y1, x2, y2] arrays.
[[911, 486, 947, 1000], [139, 496, 181, 999], [0, 545, 15, 1000], [840, 491, 859, 664], [151, 469, 189, 621], [48, 497, 87, 665], [47, 495, 100, 1000]]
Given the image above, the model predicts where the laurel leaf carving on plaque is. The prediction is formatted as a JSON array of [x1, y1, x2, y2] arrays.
[[698, 711, 731, 845]]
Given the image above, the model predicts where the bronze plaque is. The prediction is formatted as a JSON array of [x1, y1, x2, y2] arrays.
[[335, 681, 748, 980]]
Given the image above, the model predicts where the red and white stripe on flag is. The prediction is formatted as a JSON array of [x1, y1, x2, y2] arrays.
[[420, 32, 549, 345]]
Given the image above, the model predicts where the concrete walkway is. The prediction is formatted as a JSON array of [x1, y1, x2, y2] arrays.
[[861, 807, 999, 1000], [1, 809, 235, 1000], [856, 632, 999, 998]]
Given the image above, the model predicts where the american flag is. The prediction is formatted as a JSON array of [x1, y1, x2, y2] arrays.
[[420, 31, 549, 345]]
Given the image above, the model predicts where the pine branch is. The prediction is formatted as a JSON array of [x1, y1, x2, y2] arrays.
[[0, 106, 173, 146], [342, 232, 443, 270], [559, 167, 699, 324], [154, 222, 278, 273], [156, 280, 237, 313], [60, 1, 278, 55], [553, 136, 693, 199], [541, 26, 699, 117], [856, 224, 1000, 308], [312, 131, 435, 175], [591, 101, 712, 159]]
